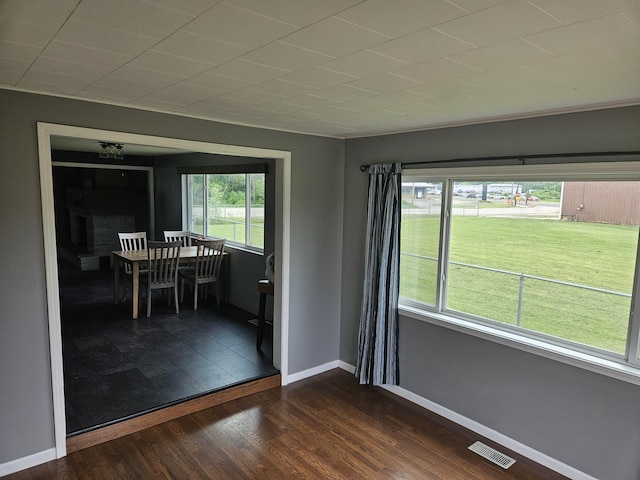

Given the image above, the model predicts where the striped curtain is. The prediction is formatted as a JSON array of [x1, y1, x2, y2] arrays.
[[356, 163, 401, 386]]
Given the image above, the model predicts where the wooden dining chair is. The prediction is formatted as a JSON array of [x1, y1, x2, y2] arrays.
[[141, 240, 181, 317], [180, 239, 225, 310], [117, 231, 147, 300], [118, 231, 147, 268], [163, 230, 192, 246]]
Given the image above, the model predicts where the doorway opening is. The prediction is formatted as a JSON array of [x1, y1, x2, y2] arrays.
[[38, 123, 291, 458]]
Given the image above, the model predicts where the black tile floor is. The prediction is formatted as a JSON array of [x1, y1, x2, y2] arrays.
[[59, 261, 278, 436]]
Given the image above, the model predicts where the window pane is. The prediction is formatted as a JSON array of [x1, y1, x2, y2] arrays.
[[248, 173, 265, 248], [207, 174, 246, 242], [400, 180, 443, 305], [184, 173, 264, 250], [446, 180, 638, 354], [189, 174, 204, 235]]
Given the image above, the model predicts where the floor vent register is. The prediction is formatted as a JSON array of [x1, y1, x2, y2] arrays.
[[468, 441, 516, 469]]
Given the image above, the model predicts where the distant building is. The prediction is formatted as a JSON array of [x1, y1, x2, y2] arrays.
[[561, 181, 640, 225], [402, 182, 441, 199]]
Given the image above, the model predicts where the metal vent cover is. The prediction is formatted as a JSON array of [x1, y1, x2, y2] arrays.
[[468, 441, 516, 469]]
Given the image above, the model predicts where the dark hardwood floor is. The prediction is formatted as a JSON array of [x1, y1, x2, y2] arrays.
[[59, 260, 278, 435], [7, 369, 567, 479]]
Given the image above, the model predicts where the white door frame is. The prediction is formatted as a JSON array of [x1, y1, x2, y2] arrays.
[[37, 122, 291, 458]]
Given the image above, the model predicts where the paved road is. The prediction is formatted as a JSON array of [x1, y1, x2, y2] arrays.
[[404, 198, 561, 219]]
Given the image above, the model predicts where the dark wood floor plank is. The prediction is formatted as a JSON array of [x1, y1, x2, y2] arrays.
[[151, 428, 213, 479], [6, 369, 568, 480], [106, 434, 165, 480]]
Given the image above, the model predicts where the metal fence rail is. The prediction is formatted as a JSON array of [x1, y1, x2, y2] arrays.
[[401, 252, 630, 327], [208, 216, 264, 244]]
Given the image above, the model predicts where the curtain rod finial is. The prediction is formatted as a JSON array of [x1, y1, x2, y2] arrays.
[[360, 164, 369, 172]]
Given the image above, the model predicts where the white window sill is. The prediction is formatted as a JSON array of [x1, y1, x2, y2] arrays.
[[399, 304, 640, 387]]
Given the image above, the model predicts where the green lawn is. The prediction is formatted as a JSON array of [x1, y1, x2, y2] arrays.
[[192, 217, 264, 248], [401, 215, 638, 354]]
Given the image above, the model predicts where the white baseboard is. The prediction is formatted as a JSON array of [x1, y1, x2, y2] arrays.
[[0, 448, 57, 477], [337, 362, 596, 480], [338, 360, 355, 374], [285, 360, 340, 384]]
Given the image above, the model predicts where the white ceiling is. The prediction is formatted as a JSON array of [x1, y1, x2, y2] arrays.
[[2, 0, 640, 138]]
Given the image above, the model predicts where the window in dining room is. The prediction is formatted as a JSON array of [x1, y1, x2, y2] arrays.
[[184, 173, 265, 251]]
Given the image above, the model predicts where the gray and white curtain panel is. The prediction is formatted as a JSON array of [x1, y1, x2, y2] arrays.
[[356, 162, 401, 386]]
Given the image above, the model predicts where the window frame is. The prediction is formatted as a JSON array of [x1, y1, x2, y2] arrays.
[[400, 161, 640, 385], [182, 172, 265, 253]]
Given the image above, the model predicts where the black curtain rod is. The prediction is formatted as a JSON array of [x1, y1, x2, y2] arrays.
[[359, 151, 640, 172]]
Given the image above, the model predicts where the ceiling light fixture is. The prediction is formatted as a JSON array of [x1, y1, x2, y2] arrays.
[[99, 141, 124, 160]]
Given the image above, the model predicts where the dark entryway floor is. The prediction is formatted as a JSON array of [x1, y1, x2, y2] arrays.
[[59, 261, 278, 436]]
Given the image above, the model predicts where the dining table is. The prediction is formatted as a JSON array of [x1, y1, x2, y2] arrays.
[[112, 246, 229, 319]]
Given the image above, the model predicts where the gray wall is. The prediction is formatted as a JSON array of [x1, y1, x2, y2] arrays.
[[0, 89, 343, 464], [341, 106, 640, 480]]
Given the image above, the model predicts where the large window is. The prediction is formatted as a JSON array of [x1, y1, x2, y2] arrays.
[[184, 173, 265, 250], [401, 162, 640, 374]]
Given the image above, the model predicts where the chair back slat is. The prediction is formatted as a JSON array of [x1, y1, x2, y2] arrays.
[[118, 232, 147, 274], [119, 231, 147, 251], [147, 240, 181, 287], [163, 230, 192, 246], [194, 239, 225, 282]]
